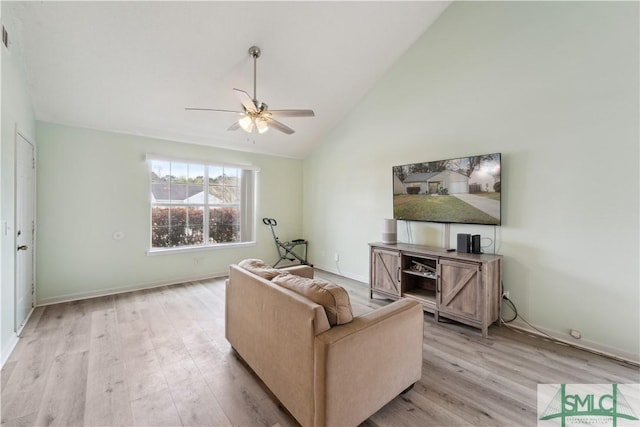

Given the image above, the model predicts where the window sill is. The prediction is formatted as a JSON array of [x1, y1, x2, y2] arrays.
[[146, 241, 256, 256]]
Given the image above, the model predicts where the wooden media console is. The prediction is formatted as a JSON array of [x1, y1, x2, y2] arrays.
[[369, 242, 502, 337]]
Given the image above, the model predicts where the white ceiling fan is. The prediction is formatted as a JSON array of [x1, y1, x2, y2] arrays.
[[186, 46, 315, 135]]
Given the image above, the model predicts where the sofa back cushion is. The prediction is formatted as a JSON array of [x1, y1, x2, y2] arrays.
[[238, 258, 283, 280], [272, 274, 353, 326]]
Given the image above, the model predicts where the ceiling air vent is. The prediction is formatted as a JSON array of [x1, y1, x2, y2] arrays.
[[2, 26, 8, 48]]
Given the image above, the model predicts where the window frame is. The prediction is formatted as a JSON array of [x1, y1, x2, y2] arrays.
[[146, 154, 258, 255]]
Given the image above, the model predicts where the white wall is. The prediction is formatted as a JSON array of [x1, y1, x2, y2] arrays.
[[1, 10, 37, 363], [35, 122, 304, 304], [303, 2, 639, 360]]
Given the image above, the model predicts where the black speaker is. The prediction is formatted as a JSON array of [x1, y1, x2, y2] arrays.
[[472, 234, 481, 254], [457, 233, 471, 253]]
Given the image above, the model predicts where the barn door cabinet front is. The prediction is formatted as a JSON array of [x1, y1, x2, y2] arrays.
[[437, 259, 483, 323], [370, 247, 401, 298]]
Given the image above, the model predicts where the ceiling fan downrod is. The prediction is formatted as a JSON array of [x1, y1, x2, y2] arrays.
[[248, 46, 261, 102]]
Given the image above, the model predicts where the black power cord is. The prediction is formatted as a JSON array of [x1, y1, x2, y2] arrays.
[[501, 294, 518, 323], [501, 293, 565, 343]]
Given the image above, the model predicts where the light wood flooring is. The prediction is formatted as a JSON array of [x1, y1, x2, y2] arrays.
[[1, 270, 638, 427]]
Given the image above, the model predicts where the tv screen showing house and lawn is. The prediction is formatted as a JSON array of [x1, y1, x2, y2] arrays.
[[393, 153, 501, 225]]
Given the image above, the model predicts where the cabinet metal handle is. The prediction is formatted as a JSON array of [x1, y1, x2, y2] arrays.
[[17, 245, 28, 251]]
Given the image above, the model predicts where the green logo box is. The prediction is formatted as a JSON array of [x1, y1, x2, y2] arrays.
[[538, 384, 640, 427]]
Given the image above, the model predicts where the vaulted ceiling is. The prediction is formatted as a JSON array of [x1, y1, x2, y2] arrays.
[[3, 1, 449, 158]]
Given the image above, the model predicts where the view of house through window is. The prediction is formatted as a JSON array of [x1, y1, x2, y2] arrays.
[[150, 159, 255, 249]]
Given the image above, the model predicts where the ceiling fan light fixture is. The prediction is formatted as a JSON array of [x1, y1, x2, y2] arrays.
[[256, 118, 269, 134], [238, 115, 254, 133]]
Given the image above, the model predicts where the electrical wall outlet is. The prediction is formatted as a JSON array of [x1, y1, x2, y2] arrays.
[[502, 291, 510, 299], [334, 252, 339, 262]]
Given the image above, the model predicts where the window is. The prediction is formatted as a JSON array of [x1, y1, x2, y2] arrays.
[[149, 158, 256, 251]]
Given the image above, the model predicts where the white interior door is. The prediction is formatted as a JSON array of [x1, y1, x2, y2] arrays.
[[16, 132, 35, 332]]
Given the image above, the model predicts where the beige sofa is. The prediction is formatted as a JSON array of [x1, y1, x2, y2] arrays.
[[225, 260, 424, 427]]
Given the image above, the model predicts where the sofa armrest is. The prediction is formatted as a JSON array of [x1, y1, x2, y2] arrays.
[[313, 299, 423, 427], [282, 264, 314, 279]]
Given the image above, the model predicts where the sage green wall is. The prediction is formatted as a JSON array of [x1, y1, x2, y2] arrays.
[[303, 2, 639, 359], [35, 122, 304, 303], [1, 15, 37, 361]]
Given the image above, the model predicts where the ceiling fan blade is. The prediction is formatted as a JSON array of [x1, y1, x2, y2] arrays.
[[233, 88, 258, 113], [185, 107, 242, 113], [267, 109, 315, 118], [227, 121, 241, 131], [265, 117, 295, 135]]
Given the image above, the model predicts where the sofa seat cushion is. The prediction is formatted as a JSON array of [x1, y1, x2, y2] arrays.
[[272, 274, 353, 326], [238, 258, 284, 280]]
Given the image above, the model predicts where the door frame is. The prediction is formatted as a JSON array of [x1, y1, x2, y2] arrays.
[[14, 128, 36, 335]]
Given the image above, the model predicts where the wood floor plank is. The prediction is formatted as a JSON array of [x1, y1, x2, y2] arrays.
[[122, 349, 168, 402], [87, 308, 122, 373], [0, 327, 63, 423], [169, 376, 232, 427], [140, 306, 191, 370], [113, 292, 143, 325], [2, 271, 638, 427], [422, 359, 536, 426], [32, 303, 67, 332], [0, 361, 17, 393], [17, 306, 45, 338], [118, 320, 156, 363], [368, 387, 475, 427], [84, 308, 133, 427], [129, 387, 181, 427], [0, 411, 37, 427], [53, 302, 93, 357], [34, 350, 89, 426], [160, 357, 202, 389], [114, 292, 171, 402], [83, 361, 133, 427], [407, 381, 504, 426], [202, 350, 297, 427]]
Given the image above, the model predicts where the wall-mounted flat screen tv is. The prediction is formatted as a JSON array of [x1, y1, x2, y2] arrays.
[[393, 153, 501, 225]]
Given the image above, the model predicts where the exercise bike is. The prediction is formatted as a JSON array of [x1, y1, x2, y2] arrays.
[[262, 218, 310, 267]]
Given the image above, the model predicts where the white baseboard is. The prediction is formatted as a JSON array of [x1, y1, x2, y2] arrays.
[[36, 271, 228, 306], [308, 262, 334, 275], [1, 333, 19, 368], [312, 263, 368, 284], [345, 271, 369, 284], [505, 318, 639, 366]]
